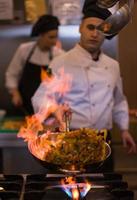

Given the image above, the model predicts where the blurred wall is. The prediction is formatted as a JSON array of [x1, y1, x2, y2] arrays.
[[118, 4, 137, 108]]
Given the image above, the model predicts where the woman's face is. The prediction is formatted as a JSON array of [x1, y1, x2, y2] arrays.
[[39, 29, 58, 50]]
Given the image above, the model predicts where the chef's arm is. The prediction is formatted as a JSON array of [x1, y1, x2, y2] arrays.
[[113, 76, 136, 153], [5, 46, 25, 106], [112, 71, 129, 131], [129, 109, 137, 117], [8, 88, 23, 107], [5, 46, 25, 89]]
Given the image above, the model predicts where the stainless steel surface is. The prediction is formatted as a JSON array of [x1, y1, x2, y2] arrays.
[[97, 0, 119, 8], [0, 132, 26, 147], [64, 110, 72, 132], [97, 3, 131, 35], [0, 173, 134, 200], [97, 0, 134, 36], [97, 0, 134, 8], [46, 173, 104, 178], [28, 140, 111, 173]]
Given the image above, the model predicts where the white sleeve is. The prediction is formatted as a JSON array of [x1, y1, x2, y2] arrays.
[[52, 46, 65, 57], [32, 82, 48, 113], [32, 81, 58, 114], [5, 45, 26, 90], [113, 72, 129, 130]]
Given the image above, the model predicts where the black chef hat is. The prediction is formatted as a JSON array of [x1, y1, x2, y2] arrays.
[[82, 1, 116, 39], [82, 1, 111, 20], [31, 14, 60, 37]]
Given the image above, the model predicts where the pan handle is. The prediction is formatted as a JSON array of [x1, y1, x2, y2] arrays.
[[105, 142, 111, 159]]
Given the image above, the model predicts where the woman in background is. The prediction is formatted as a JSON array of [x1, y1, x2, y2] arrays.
[[5, 14, 64, 115]]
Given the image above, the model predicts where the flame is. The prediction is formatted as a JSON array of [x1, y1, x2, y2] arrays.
[[72, 188, 79, 200], [18, 115, 43, 141], [18, 67, 72, 151], [81, 181, 92, 198], [33, 67, 72, 124], [41, 68, 53, 82], [61, 177, 78, 199], [101, 22, 112, 32], [61, 176, 91, 200], [69, 165, 75, 171]]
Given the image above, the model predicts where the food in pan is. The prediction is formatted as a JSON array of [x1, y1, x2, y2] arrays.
[[33, 128, 107, 170]]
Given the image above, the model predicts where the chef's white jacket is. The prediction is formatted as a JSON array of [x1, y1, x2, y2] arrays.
[[32, 44, 129, 131]]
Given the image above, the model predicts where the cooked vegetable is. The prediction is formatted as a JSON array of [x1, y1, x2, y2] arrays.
[[35, 128, 107, 170]]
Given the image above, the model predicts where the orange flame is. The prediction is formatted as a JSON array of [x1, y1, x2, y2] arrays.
[[71, 165, 76, 171], [34, 67, 72, 124], [18, 67, 72, 143], [18, 115, 43, 141], [72, 188, 79, 200]]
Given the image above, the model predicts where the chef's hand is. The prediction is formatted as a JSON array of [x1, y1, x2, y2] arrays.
[[37, 103, 71, 131], [121, 130, 137, 154], [129, 109, 137, 117], [54, 103, 71, 132], [10, 89, 23, 107]]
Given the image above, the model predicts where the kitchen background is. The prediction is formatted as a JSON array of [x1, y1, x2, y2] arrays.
[[0, 0, 120, 115], [0, 0, 136, 113], [0, 0, 137, 197]]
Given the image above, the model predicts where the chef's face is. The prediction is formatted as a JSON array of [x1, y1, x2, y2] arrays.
[[39, 29, 58, 50], [79, 17, 105, 53]]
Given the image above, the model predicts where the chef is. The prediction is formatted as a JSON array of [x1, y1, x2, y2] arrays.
[[5, 14, 64, 115], [32, 4, 136, 172]]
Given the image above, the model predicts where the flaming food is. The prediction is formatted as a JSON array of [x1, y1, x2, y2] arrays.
[[28, 128, 108, 171], [18, 69, 110, 171]]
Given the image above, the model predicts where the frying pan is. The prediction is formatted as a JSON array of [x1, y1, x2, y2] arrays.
[[97, 0, 134, 36], [97, 0, 119, 8], [28, 133, 111, 174], [97, 0, 134, 8]]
